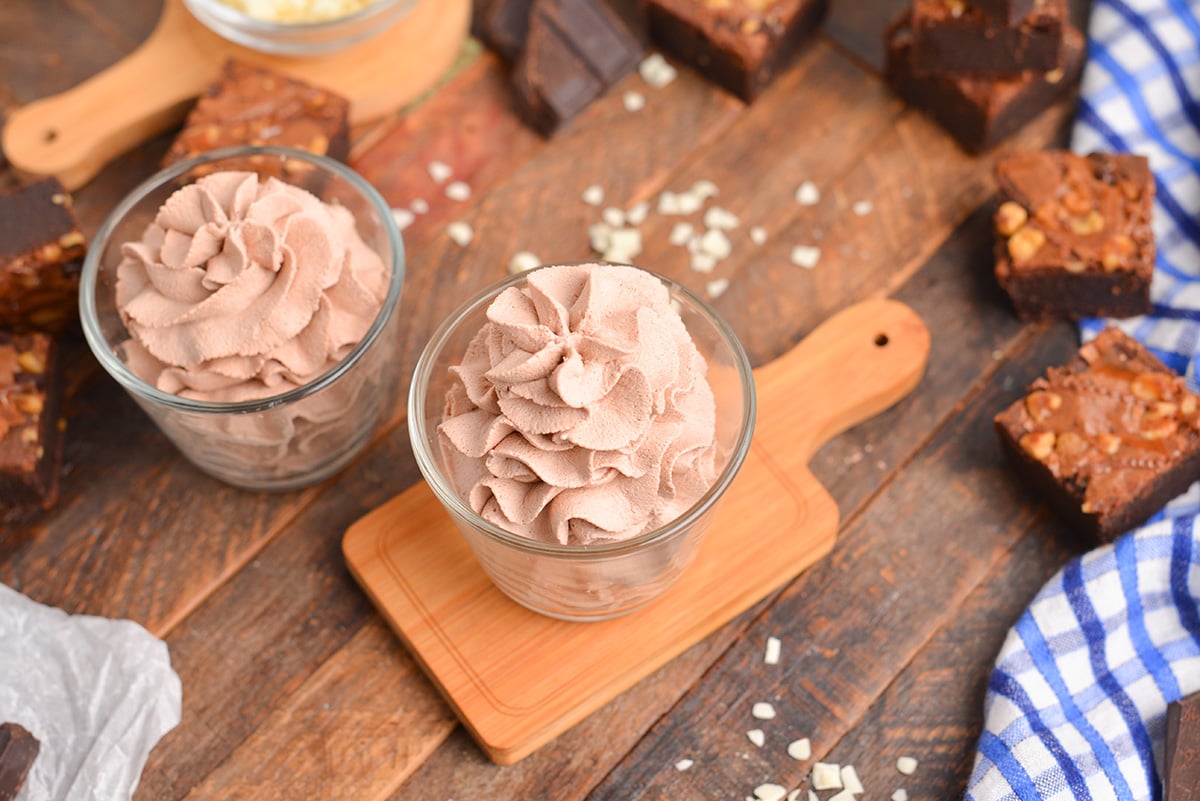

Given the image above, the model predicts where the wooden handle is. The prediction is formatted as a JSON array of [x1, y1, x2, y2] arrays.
[[752, 298, 930, 469], [1, 2, 212, 190]]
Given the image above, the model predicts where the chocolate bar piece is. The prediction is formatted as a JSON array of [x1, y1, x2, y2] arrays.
[[994, 328, 1200, 543], [164, 61, 351, 171], [0, 723, 39, 801], [886, 13, 1083, 155], [974, 0, 1041, 26], [911, 0, 1066, 78], [645, 0, 829, 102], [0, 332, 65, 520], [0, 178, 85, 333], [513, 0, 642, 135], [1165, 693, 1200, 800], [471, 0, 535, 62], [993, 151, 1154, 320]]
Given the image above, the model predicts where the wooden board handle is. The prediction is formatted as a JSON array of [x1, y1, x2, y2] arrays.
[[752, 299, 930, 470], [1, 1, 212, 189]]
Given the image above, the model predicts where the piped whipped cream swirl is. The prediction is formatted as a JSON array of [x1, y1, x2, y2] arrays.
[[439, 263, 718, 546], [115, 171, 389, 403]]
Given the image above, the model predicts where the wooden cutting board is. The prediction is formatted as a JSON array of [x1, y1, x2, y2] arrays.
[[1, 0, 469, 190], [342, 298, 931, 764]]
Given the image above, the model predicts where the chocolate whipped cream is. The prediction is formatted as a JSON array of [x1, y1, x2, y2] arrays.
[[439, 263, 718, 546], [115, 171, 389, 403]]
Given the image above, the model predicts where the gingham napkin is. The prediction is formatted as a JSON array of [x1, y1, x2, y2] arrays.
[[964, 2, 1200, 800]]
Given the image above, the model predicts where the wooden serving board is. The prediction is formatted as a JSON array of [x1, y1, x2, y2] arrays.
[[343, 298, 931, 764], [1, 0, 469, 190]]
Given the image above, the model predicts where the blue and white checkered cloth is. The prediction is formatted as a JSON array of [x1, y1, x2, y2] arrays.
[[965, 2, 1200, 800]]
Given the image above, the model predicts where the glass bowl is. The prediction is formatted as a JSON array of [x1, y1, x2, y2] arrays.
[[182, 0, 417, 55], [409, 264, 756, 621], [80, 145, 405, 491]]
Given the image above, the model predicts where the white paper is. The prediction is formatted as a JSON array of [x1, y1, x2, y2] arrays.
[[0, 583, 182, 801]]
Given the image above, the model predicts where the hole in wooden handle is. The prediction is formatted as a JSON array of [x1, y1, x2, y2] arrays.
[[874, 333, 889, 347]]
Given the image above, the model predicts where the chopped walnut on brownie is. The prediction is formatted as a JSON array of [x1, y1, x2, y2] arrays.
[[0, 332, 65, 521], [993, 151, 1155, 320], [994, 328, 1200, 543]]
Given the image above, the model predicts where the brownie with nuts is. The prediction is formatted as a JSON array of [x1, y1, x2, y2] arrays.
[[0, 178, 85, 333], [0, 332, 65, 521], [911, 0, 1066, 78], [0, 723, 39, 801], [645, 0, 830, 102], [163, 60, 350, 172], [1165, 693, 1200, 800], [995, 328, 1200, 543], [993, 151, 1154, 320], [513, 0, 642, 135], [886, 13, 1084, 155], [974, 0, 1042, 26]]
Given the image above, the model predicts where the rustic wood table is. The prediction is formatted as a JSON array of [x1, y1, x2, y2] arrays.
[[1, 1, 1099, 798]]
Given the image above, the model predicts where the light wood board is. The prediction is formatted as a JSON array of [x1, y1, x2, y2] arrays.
[[2, 0, 469, 189], [343, 298, 931, 764]]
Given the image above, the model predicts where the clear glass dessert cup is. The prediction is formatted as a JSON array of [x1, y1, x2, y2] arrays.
[[409, 266, 756, 621], [80, 146, 405, 492], [182, 0, 417, 55]]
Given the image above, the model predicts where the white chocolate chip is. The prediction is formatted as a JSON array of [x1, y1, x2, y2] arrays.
[[704, 206, 739, 230], [787, 791, 802, 801], [674, 758, 694, 771], [390, 208, 414, 231], [754, 784, 787, 801], [669, 222, 695, 246], [896, 756, 918, 775], [811, 763, 842, 791], [676, 191, 704, 215], [446, 221, 473, 247], [827, 791, 859, 801], [840, 764, 864, 795], [445, 181, 471, 202], [852, 200, 873, 216], [604, 228, 643, 262], [410, 198, 429, 214], [795, 180, 820, 206], [508, 251, 540, 274], [791, 245, 821, 270], [691, 253, 717, 273], [623, 91, 646, 112], [747, 728, 765, 747], [892, 791, 908, 801], [691, 179, 719, 199], [700, 229, 732, 260], [787, 738, 811, 761], [626, 201, 650, 226], [750, 226, 768, 245], [602, 206, 626, 227], [639, 53, 678, 88], [582, 184, 605, 206], [752, 702, 776, 720], [428, 160, 452, 184], [809, 792, 819, 801], [658, 190, 683, 215], [764, 636, 781, 665], [589, 223, 612, 253], [706, 277, 730, 299]]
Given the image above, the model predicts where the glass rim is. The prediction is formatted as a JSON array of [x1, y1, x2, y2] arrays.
[[184, 0, 410, 33], [79, 144, 405, 416], [408, 263, 758, 559]]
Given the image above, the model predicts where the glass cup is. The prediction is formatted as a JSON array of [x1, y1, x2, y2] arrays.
[[80, 146, 405, 491], [409, 265, 756, 621], [181, 0, 418, 55]]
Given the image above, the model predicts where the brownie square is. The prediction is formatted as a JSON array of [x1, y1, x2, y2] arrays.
[[974, 0, 1041, 26], [0, 332, 65, 520], [164, 60, 351, 173], [513, 0, 642, 135], [911, 0, 1066, 78], [1165, 693, 1200, 799], [645, 0, 830, 102], [886, 13, 1083, 155], [994, 328, 1200, 543], [0, 723, 39, 801], [993, 151, 1154, 320], [0, 179, 85, 333]]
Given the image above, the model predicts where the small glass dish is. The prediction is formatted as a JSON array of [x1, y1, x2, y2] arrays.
[[80, 146, 405, 491], [182, 0, 417, 55], [409, 265, 756, 621]]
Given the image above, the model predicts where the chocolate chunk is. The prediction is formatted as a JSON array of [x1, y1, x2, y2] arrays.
[[994, 329, 1200, 544], [645, 0, 830, 102], [1166, 693, 1200, 800], [472, 0, 535, 62], [911, 0, 1066, 78], [0, 723, 39, 801], [0, 331, 65, 522], [164, 60, 351, 173], [993, 151, 1154, 320], [885, 13, 1083, 155], [0, 178, 85, 333], [513, 0, 642, 135]]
